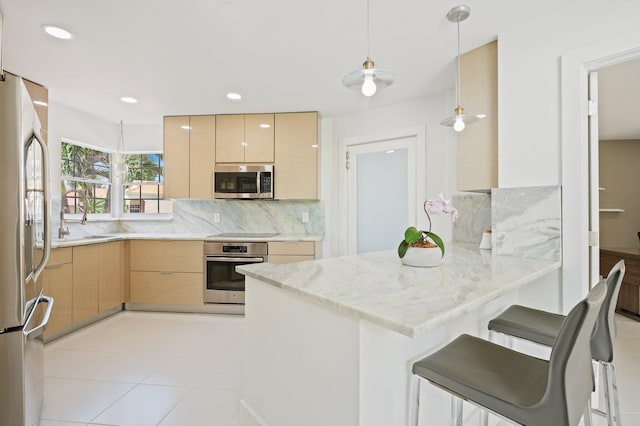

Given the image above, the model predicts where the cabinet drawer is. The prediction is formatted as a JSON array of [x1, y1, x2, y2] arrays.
[[268, 241, 315, 256], [130, 240, 203, 272], [49, 247, 72, 265], [269, 255, 315, 265], [130, 271, 203, 305]]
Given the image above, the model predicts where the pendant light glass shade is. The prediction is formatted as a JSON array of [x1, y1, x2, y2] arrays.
[[441, 5, 485, 132], [113, 120, 128, 179], [342, 0, 394, 96]]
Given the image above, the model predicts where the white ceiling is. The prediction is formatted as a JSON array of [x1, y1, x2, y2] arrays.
[[0, 0, 618, 130]]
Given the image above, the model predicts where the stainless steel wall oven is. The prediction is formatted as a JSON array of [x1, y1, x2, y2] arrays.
[[204, 241, 268, 304]]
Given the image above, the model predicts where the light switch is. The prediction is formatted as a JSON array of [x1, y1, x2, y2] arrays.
[[214, 213, 221, 223], [301, 212, 309, 223]]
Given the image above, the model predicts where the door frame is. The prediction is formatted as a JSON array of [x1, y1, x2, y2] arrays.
[[561, 31, 640, 312], [338, 126, 426, 257]]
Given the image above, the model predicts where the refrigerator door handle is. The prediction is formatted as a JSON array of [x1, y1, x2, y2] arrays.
[[29, 131, 51, 283], [23, 296, 54, 339]]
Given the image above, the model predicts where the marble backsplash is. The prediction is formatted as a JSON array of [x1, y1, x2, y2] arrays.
[[452, 193, 492, 244], [53, 199, 324, 238], [492, 185, 561, 261]]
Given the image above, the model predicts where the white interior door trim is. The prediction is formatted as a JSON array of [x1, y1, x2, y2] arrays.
[[338, 126, 426, 257], [561, 31, 640, 312]]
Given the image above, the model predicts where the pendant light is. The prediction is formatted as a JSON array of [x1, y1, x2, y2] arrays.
[[440, 5, 485, 132], [113, 120, 129, 179], [342, 0, 394, 97]]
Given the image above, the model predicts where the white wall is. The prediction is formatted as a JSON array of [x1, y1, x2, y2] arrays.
[[320, 90, 456, 258], [498, 0, 640, 310], [48, 101, 163, 195]]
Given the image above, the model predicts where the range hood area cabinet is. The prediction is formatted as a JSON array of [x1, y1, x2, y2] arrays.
[[216, 114, 275, 163], [164, 115, 216, 199], [456, 40, 498, 192]]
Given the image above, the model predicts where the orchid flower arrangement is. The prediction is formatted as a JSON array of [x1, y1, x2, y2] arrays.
[[398, 193, 458, 259]]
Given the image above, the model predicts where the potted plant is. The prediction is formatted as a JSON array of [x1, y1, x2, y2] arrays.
[[398, 193, 457, 267]]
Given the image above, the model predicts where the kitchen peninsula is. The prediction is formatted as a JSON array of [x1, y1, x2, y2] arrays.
[[237, 244, 561, 426]]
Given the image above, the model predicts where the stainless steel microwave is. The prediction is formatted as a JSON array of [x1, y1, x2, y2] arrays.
[[214, 165, 274, 199]]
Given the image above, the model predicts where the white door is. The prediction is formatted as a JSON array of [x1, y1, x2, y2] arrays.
[[588, 71, 600, 288], [346, 137, 417, 254]]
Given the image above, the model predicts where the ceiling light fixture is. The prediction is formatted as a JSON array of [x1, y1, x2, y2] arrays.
[[226, 92, 242, 100], [342, 0, 394, 97], [120, 96, 137, 104], [41, 25, 73, 40], [440, 5, 485, 132]]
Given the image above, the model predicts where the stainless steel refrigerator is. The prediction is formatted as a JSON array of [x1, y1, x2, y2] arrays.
[[0, 73, 53, 425]]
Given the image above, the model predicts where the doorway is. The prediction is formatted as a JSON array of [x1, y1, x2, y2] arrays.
[[339, 127, 426, 256]]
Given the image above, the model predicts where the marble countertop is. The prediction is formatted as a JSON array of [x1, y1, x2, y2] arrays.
[[51, 232, 323, 248], [237, 243, 561, 338]]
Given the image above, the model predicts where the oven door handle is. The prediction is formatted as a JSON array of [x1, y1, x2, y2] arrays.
[[207, 256, 265, 263]]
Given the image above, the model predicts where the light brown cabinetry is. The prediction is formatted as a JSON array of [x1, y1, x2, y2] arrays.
[[164, 115, 216, 199], [268, 241, 315, 264], [274, 112, 318, 200], [129, 240, 204, 305], [457, 40, 498, 192], [72, 245, 100, 324], [98, 241, 124, 313], [41, 248, 73, 336], [216, 114, 274, 163]]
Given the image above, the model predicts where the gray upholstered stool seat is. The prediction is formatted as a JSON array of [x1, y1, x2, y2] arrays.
[[411, 281, 607, 426], [488, 305, 564, 347], [487, 260, 625, 426]]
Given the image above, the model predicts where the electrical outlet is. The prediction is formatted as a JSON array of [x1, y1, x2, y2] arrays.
[[214, 213, 221, 223], [301, 212, 309, 223]]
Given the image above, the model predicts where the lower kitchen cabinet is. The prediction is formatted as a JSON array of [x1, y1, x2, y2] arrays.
[[130, 271, 203, 305], [98, 241, 124, 313], [41, 248, 73, 337], [72, 245, 100, 324], [268, 241, 315, 264], [129, 240, 204, 305]]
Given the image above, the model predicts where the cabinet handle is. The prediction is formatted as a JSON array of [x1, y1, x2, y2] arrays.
[[159, 271, 174, 275]]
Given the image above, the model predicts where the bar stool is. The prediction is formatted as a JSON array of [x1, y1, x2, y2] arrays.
[[411, 280, 607, 426], [488, 260, 625, 426]]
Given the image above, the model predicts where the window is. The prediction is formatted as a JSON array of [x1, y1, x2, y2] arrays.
[[61, 142, 111, 214], [122, 153, 170, 214]]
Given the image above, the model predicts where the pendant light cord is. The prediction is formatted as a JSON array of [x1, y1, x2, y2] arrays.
[[366, 0, 371, 59], [118, 120, 125, 155], [456, 17, 461, 108]]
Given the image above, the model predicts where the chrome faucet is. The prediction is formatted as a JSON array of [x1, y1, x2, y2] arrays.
[[58, 210, 70, 239]]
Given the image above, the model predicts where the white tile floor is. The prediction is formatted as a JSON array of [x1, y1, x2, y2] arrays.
[[41, 311, 245, 426], [41, 311, 640, 426]]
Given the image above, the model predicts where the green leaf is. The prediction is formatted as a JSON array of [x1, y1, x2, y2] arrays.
[[404, 227, 423, 244], [398, 240, 409, 258], [425, 232, 445, 257]]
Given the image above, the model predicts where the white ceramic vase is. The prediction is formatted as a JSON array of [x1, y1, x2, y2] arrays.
[[401, 246, 443, 267]]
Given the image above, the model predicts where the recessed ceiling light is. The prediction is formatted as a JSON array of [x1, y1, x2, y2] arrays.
[[259, 123, 271, 129], [41, 25, 73, 40], [120, 97, 138, 104], [33, 100, 48, 107], [226, 93, 242, 100], [385, 150, 395, 154], [180, 125, 192, 130]]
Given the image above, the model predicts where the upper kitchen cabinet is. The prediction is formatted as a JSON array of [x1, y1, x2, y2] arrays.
[[274, 112, 318, 200], [164, 115, 216, 199], [216, 114, 274, 163], [456, 40, 498, 192]]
